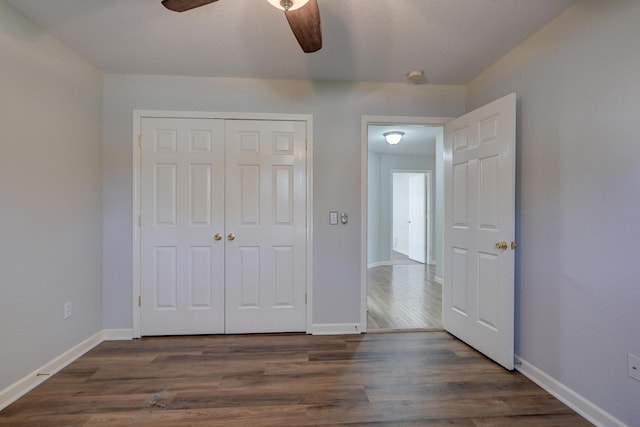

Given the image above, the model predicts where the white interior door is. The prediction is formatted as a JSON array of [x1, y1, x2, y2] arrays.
[[140, 117, 307, 336], [443, 93, 516, 370], [140, 118, 226, 335], [408, 174, 426, 263], [224, 120, 307, 333]]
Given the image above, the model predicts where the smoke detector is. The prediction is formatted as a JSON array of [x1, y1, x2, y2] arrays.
[[407, 70, 425, 84]]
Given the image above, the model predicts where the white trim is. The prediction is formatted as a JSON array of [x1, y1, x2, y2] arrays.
[[304, 119, 314, 334], [360, 115, 452, 334], [0, 331, 103, 411], [310, 323, 362, 335], [133, 110, 313, 337], [132, 111, 142, 338], [434, 276, 444, 285], [367, 261, 392, 269], [516, 357, 629, 427], [103, 329, 135, 341]]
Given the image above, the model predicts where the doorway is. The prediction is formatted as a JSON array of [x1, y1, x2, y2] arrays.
[[361, 94, 516, 368], [363, 118, 446, 331]]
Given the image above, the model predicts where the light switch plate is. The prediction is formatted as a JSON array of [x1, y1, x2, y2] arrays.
[[329, 211, 338, 225]]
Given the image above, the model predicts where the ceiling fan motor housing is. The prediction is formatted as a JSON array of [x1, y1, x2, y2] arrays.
[[280, 0, 293, 10]]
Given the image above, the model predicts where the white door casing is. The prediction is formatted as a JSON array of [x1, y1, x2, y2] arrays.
[[138, 115, 308, 336], [443, 93, 516, 370]]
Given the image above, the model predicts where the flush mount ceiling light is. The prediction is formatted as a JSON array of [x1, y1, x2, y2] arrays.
[[383, 131, 405, 145], [267, 0, 309, 11]]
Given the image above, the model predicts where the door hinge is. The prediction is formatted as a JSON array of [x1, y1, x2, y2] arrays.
[[138, 296, 141, 307], [138, 215, 141, 227], [305, 139, 308, 151], [138, 134, 142, 148], [305, 293, 307, 304]]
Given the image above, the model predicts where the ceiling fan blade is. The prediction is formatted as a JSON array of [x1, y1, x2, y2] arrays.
[[285, 0, 322, 53], [161, 0, 218, 12]]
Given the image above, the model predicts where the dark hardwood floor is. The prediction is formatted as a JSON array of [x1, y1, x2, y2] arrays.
[[0, 332, 591, 426], [368, 252, 442, 330]]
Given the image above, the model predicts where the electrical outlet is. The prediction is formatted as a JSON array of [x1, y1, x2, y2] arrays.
[[628, 353, 640, 382], [64, 302, 72, 320]]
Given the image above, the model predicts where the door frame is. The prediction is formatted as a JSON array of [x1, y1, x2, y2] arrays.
[[360, 115, 451, 332], [132, 110, 314, 338]]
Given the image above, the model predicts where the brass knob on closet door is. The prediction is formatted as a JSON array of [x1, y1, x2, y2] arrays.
[[213, 233, 222, 241], [227, 233, 235, 241], [495, 241, 508, 251]]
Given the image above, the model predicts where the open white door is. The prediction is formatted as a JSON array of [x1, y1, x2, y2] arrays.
[[443, 93, 516, 370]]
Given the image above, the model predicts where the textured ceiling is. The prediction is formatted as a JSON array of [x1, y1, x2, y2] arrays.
[[6, 0, 575, 84], [6, 0, 575, 155]]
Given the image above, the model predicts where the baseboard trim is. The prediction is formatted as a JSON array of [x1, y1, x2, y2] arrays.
[[367, 261, 391, 269], [0, 331, 103, 411], [310, 323, 362, 335], [103, 328, 135, 340], [516, 356, 628, 427], [434, 276, 443, 285]]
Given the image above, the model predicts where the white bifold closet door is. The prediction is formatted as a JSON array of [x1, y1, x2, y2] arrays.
[[140, 117, 306, 336]]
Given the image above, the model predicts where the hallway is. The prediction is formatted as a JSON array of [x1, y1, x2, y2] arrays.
[[367, 252, 442, 330]]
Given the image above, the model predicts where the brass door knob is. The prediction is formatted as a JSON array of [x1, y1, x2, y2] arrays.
[[213, 233, 222, 241], [227, 233, 235, 241], [495, 241, 508, 251]]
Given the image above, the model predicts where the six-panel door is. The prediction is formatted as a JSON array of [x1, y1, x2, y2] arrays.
[[224, 120, 307, 333], [140, 117, 307, 335], [140, 118, 226, 335], [443, 93, 516, 370]]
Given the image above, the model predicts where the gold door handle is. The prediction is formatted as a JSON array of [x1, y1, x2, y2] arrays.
[[495, 241, 508, 251], [227, 233, 235, 241], [213, 233, 222, 241]]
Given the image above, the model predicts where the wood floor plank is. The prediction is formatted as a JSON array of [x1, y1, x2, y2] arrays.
[[367, 258, 442, 330], [0, 332, 591, 426]]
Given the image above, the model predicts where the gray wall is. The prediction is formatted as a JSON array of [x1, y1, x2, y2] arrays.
[[102, 75, 465, 328], [0, 1, 103, 390], [466, 1, 640, 424]]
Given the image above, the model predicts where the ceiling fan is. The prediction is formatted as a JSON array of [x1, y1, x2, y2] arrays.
[[161, 0, 322, 53]]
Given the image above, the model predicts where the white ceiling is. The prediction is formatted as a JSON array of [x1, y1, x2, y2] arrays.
[[7, 0, 575, 155], [7, 0, 575, 84]]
